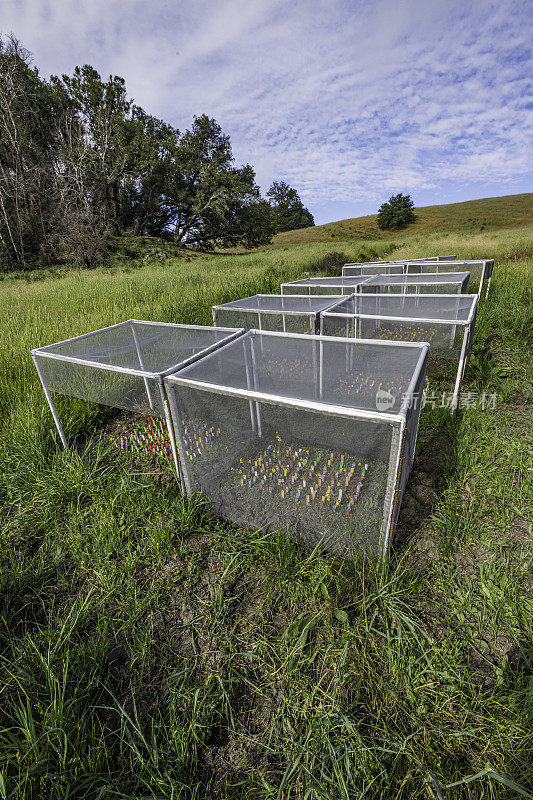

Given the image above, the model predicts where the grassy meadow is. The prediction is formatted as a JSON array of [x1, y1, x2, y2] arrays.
[[0, 195, 532, 799]]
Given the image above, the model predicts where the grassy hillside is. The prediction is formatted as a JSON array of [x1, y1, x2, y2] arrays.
[[0, 198, 531, 798], [272, 192, 533, 247]]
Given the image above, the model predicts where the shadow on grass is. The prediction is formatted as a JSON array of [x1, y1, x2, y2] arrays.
[[394, 406, 463, 553]]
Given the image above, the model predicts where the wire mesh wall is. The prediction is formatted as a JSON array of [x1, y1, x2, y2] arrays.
[[405, 260, 493, 298], [360, 272, 471, 295], [320, 293, 478, 410], [31, 320, 245, 483], [280, 277, 371, 295], [341, 264, 406, 277], [212, 294, 349, 334], [343, 259, 491, 297]]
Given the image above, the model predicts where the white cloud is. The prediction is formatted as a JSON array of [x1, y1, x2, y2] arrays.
[[2, 0, 532, 218]]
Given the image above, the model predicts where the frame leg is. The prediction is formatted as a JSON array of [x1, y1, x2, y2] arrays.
[[452, 327, 470, 413], [244, 338, 257, 433], [250, 336, 263, 436], [131, 323, 155, 411], [319, 339, 324, 401], [32, 354, 68, 449], [158, 380, 183, 490], [312, 338, 319, 400], [165, 382, 192, 496], [345, 319, 350, 372]]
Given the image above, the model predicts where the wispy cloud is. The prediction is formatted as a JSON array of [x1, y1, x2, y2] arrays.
[[2, 0, 532, 221]]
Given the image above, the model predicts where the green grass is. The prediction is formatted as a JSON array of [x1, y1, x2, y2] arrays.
[[0, 196, 532, 798]]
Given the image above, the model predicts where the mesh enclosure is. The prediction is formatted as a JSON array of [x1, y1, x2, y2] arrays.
[[321, 294, 478, 410], [342, 264, 405, 277], [343, 259, 492, 296], [212, 295, 347, 334], [280, 276, 371, 295], [361, 272, 470, 294], [405, 260, 492, 295], [165, 330, 428, 559], [32, 321, 244, 418]]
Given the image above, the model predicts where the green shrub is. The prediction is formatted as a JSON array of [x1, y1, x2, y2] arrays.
[[313, 251, 350, 276], [377, 193, 416, 230]]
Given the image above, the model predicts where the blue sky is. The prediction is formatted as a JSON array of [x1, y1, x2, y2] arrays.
[[3, 0, 532, 224]]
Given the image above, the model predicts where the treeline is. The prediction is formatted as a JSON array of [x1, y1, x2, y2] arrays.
[[0, 35, 314, 271]]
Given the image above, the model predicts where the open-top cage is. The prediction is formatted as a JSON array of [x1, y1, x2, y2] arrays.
[[321, 293, 478, 410], [164, 330, 429, 559], [405, 260, 494, 298], [212, 294, 349, 334], [31, 320, 244, 478], [361, 272, 470, 295], [280, 276, 371, 295]]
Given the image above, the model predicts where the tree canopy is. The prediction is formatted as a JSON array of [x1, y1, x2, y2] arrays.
[[377, 193, 416, 230], [0, 35, 276, 270], [266, 180, 314, 233]]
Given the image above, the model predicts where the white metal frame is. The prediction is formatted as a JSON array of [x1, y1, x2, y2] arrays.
[[165, 329, 429, 558], [320, 293, 478, 412], [31, 320, 246, 490], [212, 294, 350, 335]]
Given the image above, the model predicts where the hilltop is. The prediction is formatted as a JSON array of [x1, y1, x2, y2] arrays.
[[272, 192, 533, 247]]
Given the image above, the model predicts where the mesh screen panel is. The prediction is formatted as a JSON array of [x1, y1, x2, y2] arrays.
[[33, 322, 242, 417], [175, 332, 424, 415], [324, 294, 476, 321], [38, 321, 146, 367], [361, 272, 470, 294], [322, 294, 477, 361], [34, 354, 166, 416], [320, 294, 477, 410], [405, 261, 486, 284], [213, 295, 345, 334], [130, 322, 244, 373], [214, 295, 344, 313], [342, 264, 405, 277], [214, 308, 316, 334], [168, 383, 398, 557], [281, 277, 370, 295], [166, 331, 428, 558]]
